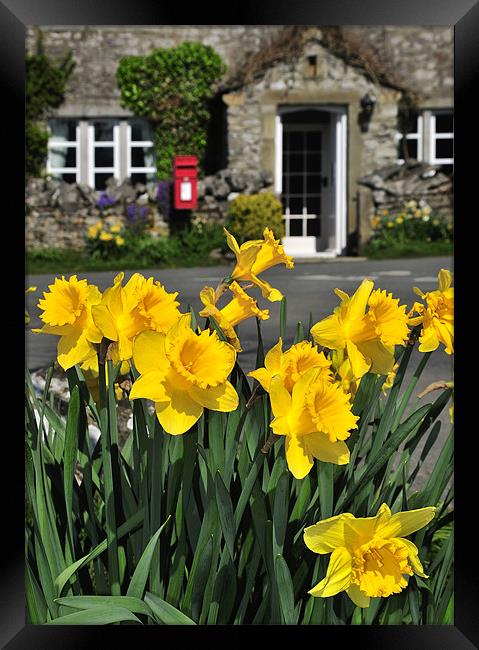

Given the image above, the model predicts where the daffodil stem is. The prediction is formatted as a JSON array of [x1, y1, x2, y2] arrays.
[[261, 432, 280, 454]]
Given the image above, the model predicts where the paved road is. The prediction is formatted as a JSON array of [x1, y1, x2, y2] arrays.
[[26, 255, 453, 487]]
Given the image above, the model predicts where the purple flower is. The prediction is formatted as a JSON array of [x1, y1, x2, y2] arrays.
[[96, 191, 116, 209]]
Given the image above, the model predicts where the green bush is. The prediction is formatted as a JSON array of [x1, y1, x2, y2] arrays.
[[226, 192, 285, 243], [365, 200, 453, 258], [25, 41, 75, 179], [117, 42, 226, 179]]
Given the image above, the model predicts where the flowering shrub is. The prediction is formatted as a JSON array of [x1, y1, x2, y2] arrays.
[[26, 228, 453, 625], [85, 220, 126, 259], [366, 200, 453, 257], [227, 192, 285, 243]]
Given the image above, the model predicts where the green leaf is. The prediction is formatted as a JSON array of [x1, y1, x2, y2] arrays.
[[63, 385, 81, 555], [55, 595, 153, 618], [275, 554, 296, 625], [272, 471, 289, 557], [279, 296, 287, 340], [215, 471, 235, 561], [47, 605, 141, 625], [144, 592, 196, 625], [126, 517, 171, 599]]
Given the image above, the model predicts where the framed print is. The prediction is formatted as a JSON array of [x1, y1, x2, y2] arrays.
[[3, 0, 476, 645]]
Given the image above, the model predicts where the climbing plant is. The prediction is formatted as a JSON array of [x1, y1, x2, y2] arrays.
[[26, 34, 75, 179], [117, 42, 227, 180]]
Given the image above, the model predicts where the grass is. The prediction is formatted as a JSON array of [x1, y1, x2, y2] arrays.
[[363, 240, 453, 260]]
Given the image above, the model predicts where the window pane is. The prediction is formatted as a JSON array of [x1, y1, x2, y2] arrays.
[[94, 148, 114, 167], [307, 217, 321, 237], [306, 131, 322, 149], [130, 172, 147, 185], [288, 154, 304, 173], [95, 173, 114, 190], [435, 139, 453, 160], [398, 139, 418, 159], [49, 119, 77, 141], [306, 196, 321, 214], [49, 146, 76, 169], [435, 113, 453, 133], [440, 163, 454, 176], [62, 173, 77, 184], [130, 120, 154, 141], [94, 121, 114, 141], [131, 147, 149, 168], [289, 218, 303, 236]]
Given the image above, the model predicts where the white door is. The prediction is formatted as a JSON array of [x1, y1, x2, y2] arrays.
[[280, 122, 331, 255]]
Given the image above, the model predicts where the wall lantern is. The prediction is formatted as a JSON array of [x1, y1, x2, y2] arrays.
[[358, 93, 377, 132]]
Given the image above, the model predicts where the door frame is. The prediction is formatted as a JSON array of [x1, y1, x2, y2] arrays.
[[275, 104, 347, 256]]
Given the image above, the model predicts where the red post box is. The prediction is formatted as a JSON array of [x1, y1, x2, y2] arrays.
[[173, 155, 198, 210]]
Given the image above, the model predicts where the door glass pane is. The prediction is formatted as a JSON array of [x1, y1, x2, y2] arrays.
[[289, 154, 304, 173], [307, 218, 321, 237], [288, 197, 303, 214], [94, 148, 114, 167], [289, 218, 303, 236], [306, 196, 321, 214], [289, 176, 304, 194], [289, 132, 303, 150], [306, 131, 322, 149], [306, 152, 321, 172], [306, 175, 322, 193]]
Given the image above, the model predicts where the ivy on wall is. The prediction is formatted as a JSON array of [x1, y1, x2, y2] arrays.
[[117, 42, 227, 180], [26, 34, 75, 179]]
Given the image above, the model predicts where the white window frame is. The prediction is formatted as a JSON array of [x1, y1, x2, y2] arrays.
[[395, 114, 423, 165], [87, 121, 120, 189], [46, 121, 81, 182], [126, 122, 156, 180]]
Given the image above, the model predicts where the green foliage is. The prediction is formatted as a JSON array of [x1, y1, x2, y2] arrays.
[[226, 192, 285, 243], [116, 42, 226, 179], [364, 200, 453, 258], [25, 301, 453, 624], [25, 44, 75, 179], [26, 221, 226, 274]]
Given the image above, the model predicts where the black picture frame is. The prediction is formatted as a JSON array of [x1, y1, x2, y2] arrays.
[[4, 0, 477, 646]]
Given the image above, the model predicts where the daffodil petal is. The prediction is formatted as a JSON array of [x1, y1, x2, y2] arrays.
[[304, 513, 356, 554], [92, 304, 118, 342], [310, 313, 345, 350], [355, 340, 395, 375], [251, 274, 283, 302], [418, 326, 439, 353], [346, 340, 370, 378], [308, 547, 352, 597], [397, 537, 428, 578], [348, 279, 374, 320], [129, 370, 168, 402], [248, 368, 272, 391], [132, 330, 168, 375], [285, 434, 313, 479], [155, 390, 203, 435], [346, 584, 371, 608], [188, 381, 238, 412], [269, 375, 292, 419], [264, 337, 283, 372], [57, 331, 95, 370], [376, 506, 436, 539], [438, 269, 452, 292], [304, 433, 350, 466]]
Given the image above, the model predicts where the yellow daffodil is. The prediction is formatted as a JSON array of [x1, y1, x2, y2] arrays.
[[33, 276, 103, 370], [99, 231, 113, 241], [130, 314, 239, 435], [91, 272, 148, 363], [329, 349, 361, 398], [110, 224, 122, 234], [134, 275, 183, 335], [80, 355, 130, 405], [87, 224, 100, 239], [382, 362, 399, 395], [408, 269, 453, 355], [268, 368, 358, 479], [249, 338, 332, 393], [311, 280, 410, 380], [115, 235, 125, 246], [199, 281, 269, 351], [25, 285, 37, 325], [303, 503, 436, 608], [224, 227, 294, 302]]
